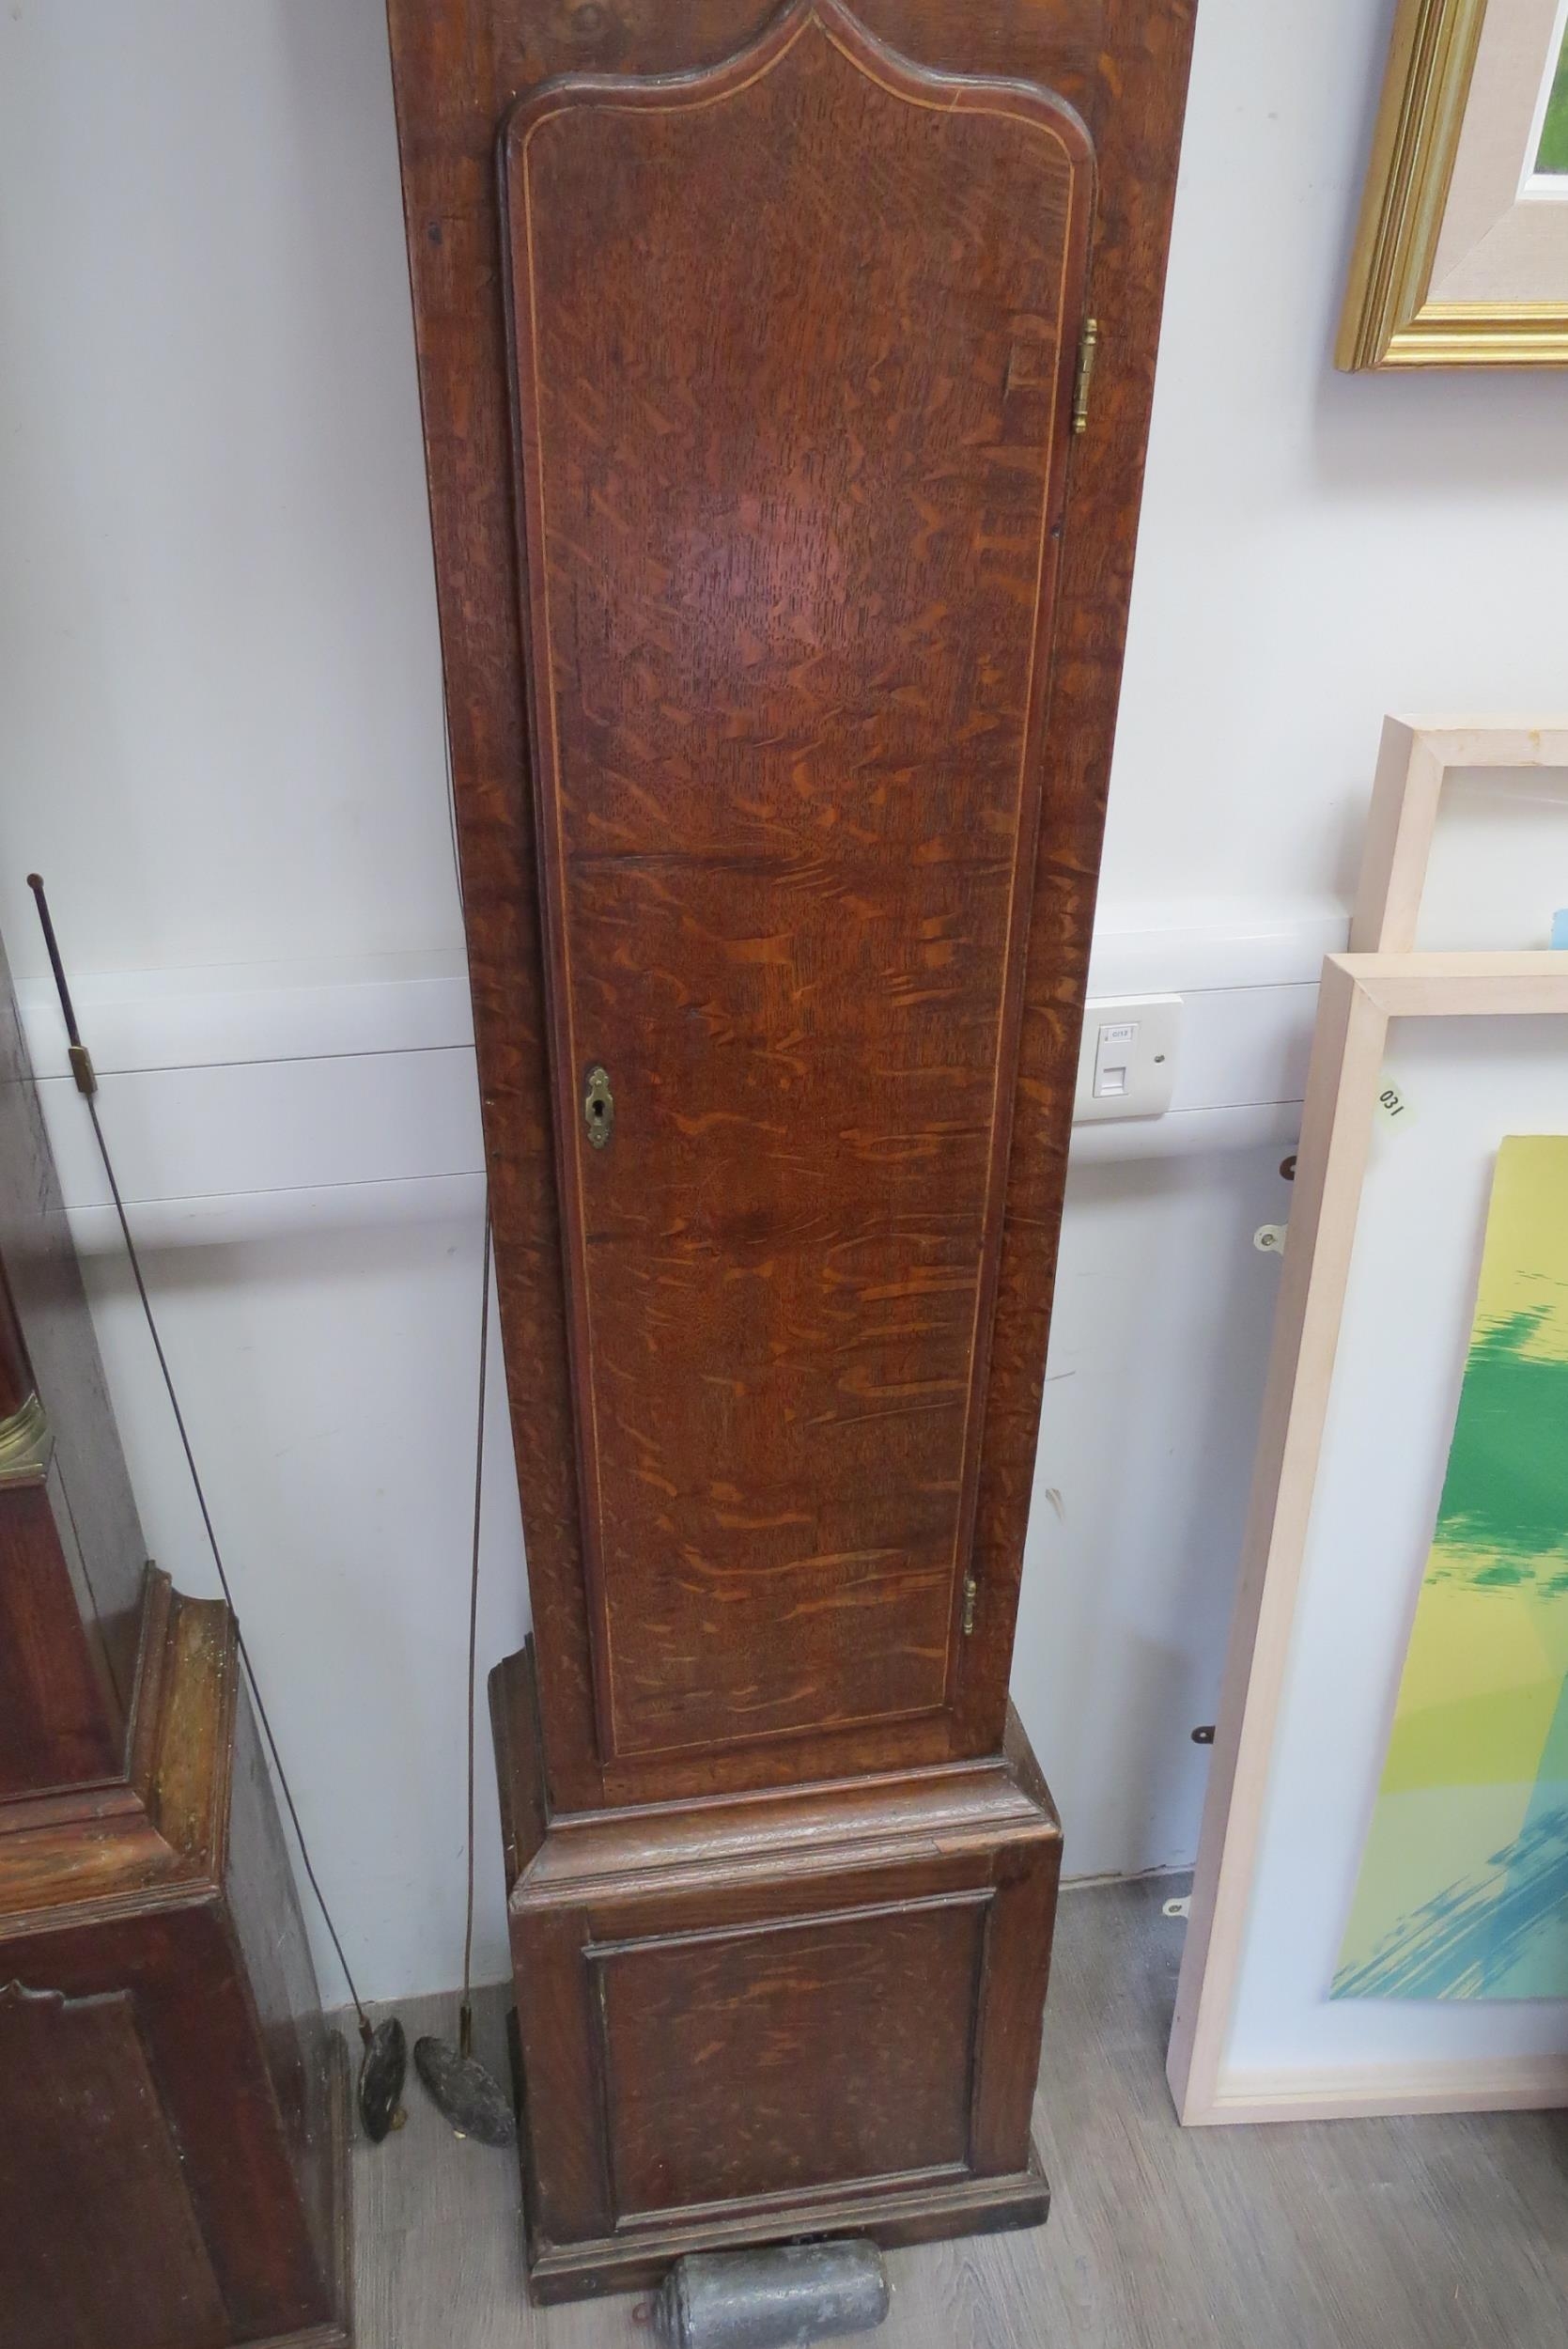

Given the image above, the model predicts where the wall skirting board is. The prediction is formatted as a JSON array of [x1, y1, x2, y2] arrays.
[[10, 902, 1337, 1999], [21, 902, 1342, 1237]]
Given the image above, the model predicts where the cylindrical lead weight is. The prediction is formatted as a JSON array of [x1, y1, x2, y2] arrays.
[[651, 2239, 891, 2349]]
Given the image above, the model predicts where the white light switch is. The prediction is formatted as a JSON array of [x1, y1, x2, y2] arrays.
[[1074, 994, 1182, 1124]]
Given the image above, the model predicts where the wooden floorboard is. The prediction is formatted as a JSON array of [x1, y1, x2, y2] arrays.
[[347, 1875, 1568, 2346]]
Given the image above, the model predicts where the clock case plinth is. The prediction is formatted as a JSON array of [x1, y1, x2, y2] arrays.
[[492, 1646, 1060, 2304]]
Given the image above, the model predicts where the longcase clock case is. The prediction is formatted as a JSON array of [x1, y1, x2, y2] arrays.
[[0, 934, 349, 2349], [386, 0, 1195, 2300]]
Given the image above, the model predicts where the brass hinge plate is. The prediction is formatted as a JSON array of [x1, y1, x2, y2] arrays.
[[1072, 316, 1100, 436], [0, 1390, 53, 1487], [961, 1572, 979, 1637]]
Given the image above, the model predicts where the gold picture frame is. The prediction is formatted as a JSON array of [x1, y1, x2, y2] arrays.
[[1338, 0, 1568, 368]]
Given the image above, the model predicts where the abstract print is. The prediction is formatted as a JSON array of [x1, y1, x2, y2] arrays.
[[1336, 1135, 1568, 2000]]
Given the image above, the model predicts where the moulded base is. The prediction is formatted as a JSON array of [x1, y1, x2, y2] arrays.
[[525, 2143, 1049, 2305]]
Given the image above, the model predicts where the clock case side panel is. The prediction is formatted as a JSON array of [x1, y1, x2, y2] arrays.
[[385, 0, 1199, 1812]]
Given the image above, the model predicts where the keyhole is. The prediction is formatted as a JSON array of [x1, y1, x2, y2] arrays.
[[584, 1066, 613, 1148]]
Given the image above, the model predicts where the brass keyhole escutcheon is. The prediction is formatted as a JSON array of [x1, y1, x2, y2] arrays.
[[583, 1065, 613, 1149]]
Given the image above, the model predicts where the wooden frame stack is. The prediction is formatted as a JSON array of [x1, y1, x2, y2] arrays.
[[1353, 718, 1568, 952], [1171, 718, 1568, 2125]]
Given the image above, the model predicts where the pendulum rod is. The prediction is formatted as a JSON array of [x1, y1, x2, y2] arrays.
[[401, 702, 516, 2143], [410, 1199, 516, 2146], [460, 1208, 491, 2059]]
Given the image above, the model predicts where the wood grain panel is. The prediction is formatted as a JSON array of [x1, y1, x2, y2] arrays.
[[388, 0, 1198, 1810], [593, 1890, 986, 2215], [503, 0, 1093, 1761], [0, 1983, 227, 2349]]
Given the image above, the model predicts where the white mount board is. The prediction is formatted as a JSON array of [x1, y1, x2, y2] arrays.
[[1229, 1016, 1568, 2090]]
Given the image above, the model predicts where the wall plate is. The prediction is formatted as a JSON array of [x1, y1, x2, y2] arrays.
[[1074, 994, 1183, 1123]]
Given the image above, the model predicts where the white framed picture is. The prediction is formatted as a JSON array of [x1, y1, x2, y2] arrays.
[[1171, 956, 1568, 2123]]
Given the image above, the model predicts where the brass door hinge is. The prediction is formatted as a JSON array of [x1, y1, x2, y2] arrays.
[[961, 1572, 979, 1637], [1072, 316, 1100, 436]]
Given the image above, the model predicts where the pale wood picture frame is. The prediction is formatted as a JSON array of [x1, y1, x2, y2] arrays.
[[1353, 717, 1568, 951], [1169, 953, 1568, 2125], [1338, 0, 1568, 369]]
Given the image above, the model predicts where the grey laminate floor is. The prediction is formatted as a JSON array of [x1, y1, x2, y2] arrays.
[[349, 1875, 1568, 2347]]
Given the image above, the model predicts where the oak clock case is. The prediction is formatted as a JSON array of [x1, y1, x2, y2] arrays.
[[0, 943, 349, 2349], [386, 0, 1195, 2300]]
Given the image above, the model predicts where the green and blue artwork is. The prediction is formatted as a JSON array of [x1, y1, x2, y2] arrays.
[[1335, 1135, 1568, 2001], [1537, 18, 1568, 176]]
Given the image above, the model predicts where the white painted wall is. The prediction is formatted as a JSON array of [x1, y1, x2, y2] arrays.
[[1019, 1143, 1296, 1882], [80, 1196, 530, 2015], [0, 1, 455, 980], [2, 0, 1565, 2001], [1115, 0, 1568, 913]]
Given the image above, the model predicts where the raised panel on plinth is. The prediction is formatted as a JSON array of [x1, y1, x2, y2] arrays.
[[593, 1893, 986, 2217], [503, 0, 1094, 1770]]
